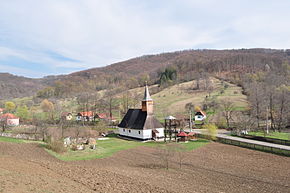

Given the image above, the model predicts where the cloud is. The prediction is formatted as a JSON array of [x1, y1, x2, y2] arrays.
[[0, 0, 289, 77]]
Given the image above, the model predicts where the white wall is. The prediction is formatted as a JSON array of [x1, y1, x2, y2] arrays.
[[7, 119, 19, 126], [118, 128, 152, 139], [195, 115, 205, 121], [155, 128, 164, 138]]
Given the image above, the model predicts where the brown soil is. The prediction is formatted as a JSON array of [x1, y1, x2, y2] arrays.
[[0, 141, 289, 193]]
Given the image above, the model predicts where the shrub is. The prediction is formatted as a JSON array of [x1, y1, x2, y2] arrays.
[[47, 140, 67, 153], [216, 118, 227, 129], [71, 144, 78, 151], [202, 124, 217, 140]]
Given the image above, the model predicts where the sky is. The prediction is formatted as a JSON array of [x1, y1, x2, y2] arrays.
[[0, 0, 289, 78]]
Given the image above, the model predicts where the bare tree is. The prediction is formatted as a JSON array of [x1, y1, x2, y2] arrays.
[[221, 100, 235, 128], [158, 144, 176, 170]]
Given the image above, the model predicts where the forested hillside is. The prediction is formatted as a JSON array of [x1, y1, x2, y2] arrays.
[[0, 73, 62, 99], [34, 48, 290, 98], [1, 49, 290, 100], [1, 48, 290, 129], [0, 73, 44, 99]]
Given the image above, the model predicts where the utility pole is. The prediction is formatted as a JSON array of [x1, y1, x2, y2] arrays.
[[189, 110, 192, 132], [266, 106, 269, 134]]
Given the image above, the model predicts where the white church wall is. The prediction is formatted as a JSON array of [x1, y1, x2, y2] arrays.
[[118, 128, 152, 139]]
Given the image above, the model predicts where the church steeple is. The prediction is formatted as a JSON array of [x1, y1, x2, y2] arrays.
[[143, 83, 153, 101], [141, 83, 153, 114]]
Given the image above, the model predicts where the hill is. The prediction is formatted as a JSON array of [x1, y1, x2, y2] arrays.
[[0, 73, 63, 100], [1, 48, 289, 100], [0, 73, 44, 100]]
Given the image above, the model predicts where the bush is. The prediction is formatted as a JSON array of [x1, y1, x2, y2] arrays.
[[47, 140, 67, 153], [216, 118, 227, 129], [202, 124, 218, 140], [71, 144, 78, 151]]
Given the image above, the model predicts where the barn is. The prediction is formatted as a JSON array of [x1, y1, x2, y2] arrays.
[[118, 85, 164, 140]]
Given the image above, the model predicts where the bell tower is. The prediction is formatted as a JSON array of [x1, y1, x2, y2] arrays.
[[141, 84, 153, 115]]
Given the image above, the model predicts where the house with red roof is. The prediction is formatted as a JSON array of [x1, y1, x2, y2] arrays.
[[76, 111, 95, 121], [61, 112, 73, 121], [195, 110, 206, 121], [0, 113, 19, 126], [95, 113, 116, 122]]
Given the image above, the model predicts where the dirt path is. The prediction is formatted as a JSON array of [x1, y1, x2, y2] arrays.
[[0, 141, 289, 193]]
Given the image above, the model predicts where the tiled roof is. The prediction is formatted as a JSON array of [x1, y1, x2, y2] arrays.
[[78, 111, 94, 117], [195, 110, 206, 116], [61, 112, 72, 116], [177, 131, 188, 137], [143, 85, 153, 101], [0, 113, 19, 120]]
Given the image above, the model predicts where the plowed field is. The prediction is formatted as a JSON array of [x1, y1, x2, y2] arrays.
[[0, 141, 289, 193]]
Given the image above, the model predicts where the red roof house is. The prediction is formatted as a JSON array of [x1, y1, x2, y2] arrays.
[[95, 113, 116, 122], [0, 113, 19, 126], [76, 111, 95, 121]]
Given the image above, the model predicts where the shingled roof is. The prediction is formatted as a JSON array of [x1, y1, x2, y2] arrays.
[[118, 109, 163, 130], [0, 113, 18, 120], [143, 85, 153, 101]]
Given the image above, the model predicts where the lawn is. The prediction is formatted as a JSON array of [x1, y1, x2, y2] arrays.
[[248, 131, 290, 140], [46, 137, 209, 161], [0, 136, 36, 143]]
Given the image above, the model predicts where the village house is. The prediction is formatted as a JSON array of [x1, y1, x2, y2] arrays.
[[61, 112, 73, 121], [76, 111, 94, 121], [118, 84, 164, 140], [95, 113, 117, 123], [0, 113, 19, 126], [195, 110, 206, 121], [0, 108, 4, 114]]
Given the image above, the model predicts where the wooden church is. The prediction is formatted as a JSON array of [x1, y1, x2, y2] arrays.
[[118, 85, 164, 140]]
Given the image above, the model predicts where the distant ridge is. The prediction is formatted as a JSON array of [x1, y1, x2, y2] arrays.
[[1, 48, 289, 99]]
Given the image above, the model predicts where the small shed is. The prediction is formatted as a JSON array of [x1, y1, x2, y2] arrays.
[[177, 131, 189, 142]]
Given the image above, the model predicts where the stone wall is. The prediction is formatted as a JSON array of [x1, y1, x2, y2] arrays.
[[0, 132, 43, 141]]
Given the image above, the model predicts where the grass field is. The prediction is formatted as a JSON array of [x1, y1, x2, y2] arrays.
[[150, 78, 248, 121], [46, 137, 209, 161], [0, 136, 40, 143], [248, 131, 290, 140]]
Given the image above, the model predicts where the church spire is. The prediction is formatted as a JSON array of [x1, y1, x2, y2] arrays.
[[141, 82, 154, 113], [143, 82, 153, 101]]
